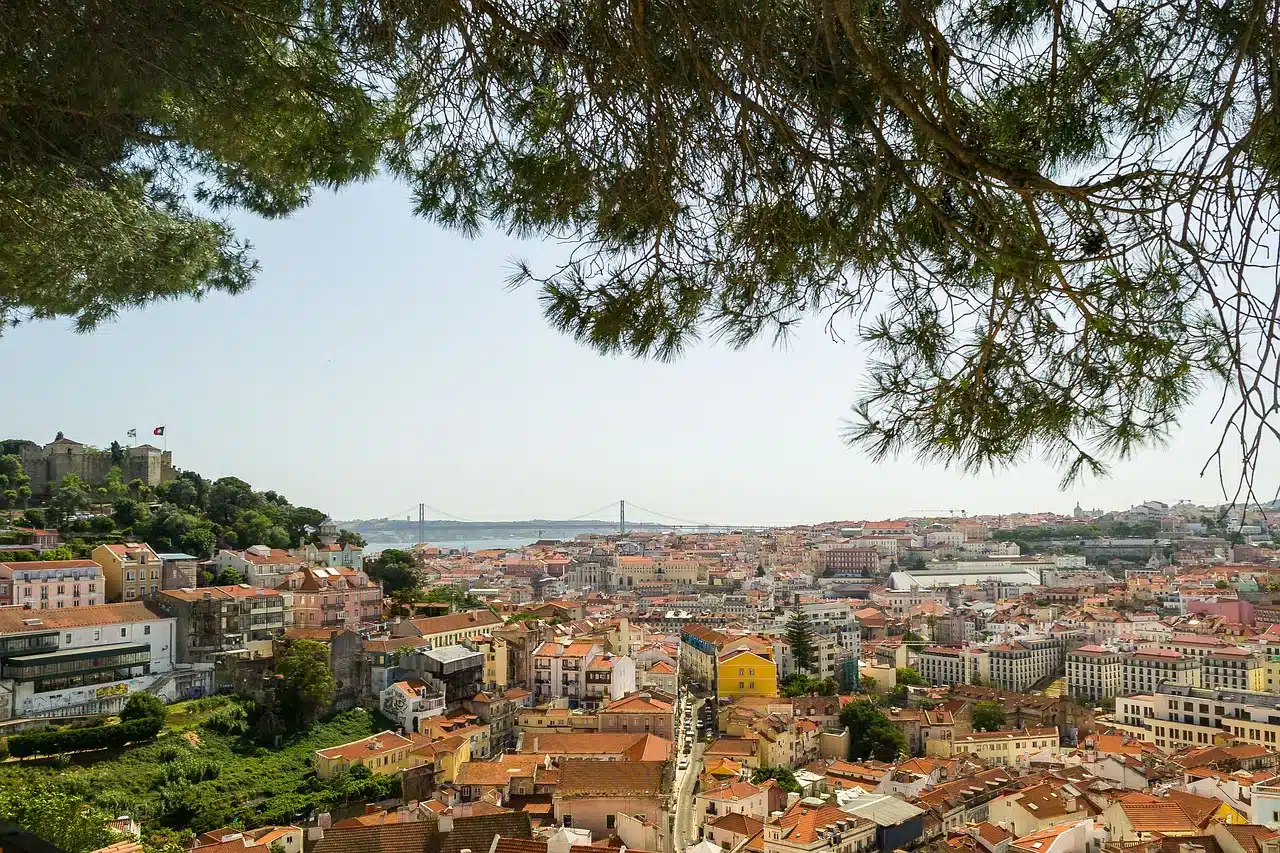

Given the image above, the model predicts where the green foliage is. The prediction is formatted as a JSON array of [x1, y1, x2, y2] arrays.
[[780, 674, 838, 697], [336, 529, 367, 548], [0, 705, 390, 834], [49, 474, 91, 524], [214, 567, 245, 586], [21, 508, 46, 528], [122, 693, 168, 724], [202, 704, 250, 737], [972, 701, 1007, 732], [785, 611, 817, 674], [365, 549, 420, 592], [896, 667, 928, 687], [275, 640, 336, 728], [0, 455, 32, 509], [840, 700, 908, 762], [0, 785, 120, 853], [40, 545, 73, 560], [751, 766, 801, 793], [7, 714, 163, 757], [900, 631, 925, 644]]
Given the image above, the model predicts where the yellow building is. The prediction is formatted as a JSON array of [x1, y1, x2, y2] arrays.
[[313, 731, 421, 779], [1202, 648, 1265, 692], [717, 648, 778, 700], [472, 635, 509, 691], [92, 543, 162, 602]]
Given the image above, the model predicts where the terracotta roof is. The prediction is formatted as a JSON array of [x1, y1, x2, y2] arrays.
[[601, 693, 673, 713], [707, 812, 764, 837], [160, 585, 285, 602], [0, 601, 166, 634], [315, 731, 414, 761], [701, 781, 764, 802], [1002, 783, 1081, 819], [974, 823, 1013, 845], [953, 727, 1057, 744], [1220, 825, 1279, 853], [774, 800, 871, 845], [556, 760, 665, 797], [494, 840, 550, 853], [1117, 801, 1202, 833], [1163, 790, 1222, 827], [408, 610, 503, 637], [440, 813, 533, 853], [0, 559, 100, 571], [309, 824, 429, 853], [1011, 823, 1074, 853], [517, 732, 670, 760], [649, 661, 676, 674]]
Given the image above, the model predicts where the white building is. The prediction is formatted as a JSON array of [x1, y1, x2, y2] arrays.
[[988, 637, 1061, 692], [918, 647, 991, 686], [1121, 649, 1200, 695], [379, 678, 446, 733], [213, 546, 304, 588], [532, 640, 603, 703], [1065, 645, 1124, 700], [0, 602, 212, 720]]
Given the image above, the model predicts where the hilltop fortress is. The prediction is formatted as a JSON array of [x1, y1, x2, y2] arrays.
[[13, 434, 176, 498]]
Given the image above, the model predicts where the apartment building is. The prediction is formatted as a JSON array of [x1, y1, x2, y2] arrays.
[[774, 633, 849, 682], [154, 585, 290, 663], [681, 623, 728, 691], [823, 547, 881, 577], [763, 800, 878, 853], [717, 647, 779, 700], [532, 640, 602, 702], [390, 609, 504, 647], [0, 601, 211, 719], [1066, 645, 1124, 700], [1122, 649, 1200, 695], [213, 546, 304, 588], [583, 652, 637, 707], [277, 566, 381, 629], [988, 637, 1061, 692], [0, 559, 105, 609], [1201, 647, 1265, 692], [1159, 633, 1240, 660], [610, 554, 706, 589], [1146, 682, 1280, 751], [92, 543, 163, 601], [934, 727, 1060, 766], [918, 647, 990, 686]]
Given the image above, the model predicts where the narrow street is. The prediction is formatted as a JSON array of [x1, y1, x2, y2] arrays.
[[672, 740, 704, 851]]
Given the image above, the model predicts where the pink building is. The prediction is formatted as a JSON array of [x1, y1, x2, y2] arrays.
[[0, 559, 106, 609], [277, 566, 382, 629], [1186, 598, 1255, 625]]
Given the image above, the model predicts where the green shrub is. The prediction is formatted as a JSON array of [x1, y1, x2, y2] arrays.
[[7, 715, 163, 757], [202, 706, 249, 736]]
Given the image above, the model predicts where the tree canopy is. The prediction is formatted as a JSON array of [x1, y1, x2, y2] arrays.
[[972, 700, 1007, 732], [275, 639, 336, 728], [785, 611, 817, 674], [840, 699, 908, 762], [8, 0, 1280, 490]]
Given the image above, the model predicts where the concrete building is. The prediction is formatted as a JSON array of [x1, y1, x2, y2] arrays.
[[718, 646, 779, 700], [213, 546, 304, 589], [1201, 647, 1265, 692], [1122, 649, 1200, 695], [1146, 682, 1280, 751], [93, 543, 163, 602], [154, 585, 289, 663], [583, 653, 637, 707], [277, 566, 381, 629], [598, 691, 675, 738], [1065, 645, 1123, 701], [0, 601, 211, 719], [390, 609, 504, 648], [918, 647, 990, 686], [823, 547, 881, 577], [532, 640, 602, 703], [157, 553, 199, 589], [0, 559, 105, 609], [988, 637, 1061, 692], [930, 727, 1059, 767]]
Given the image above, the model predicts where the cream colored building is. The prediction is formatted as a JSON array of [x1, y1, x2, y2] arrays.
[[918, 647, 990, 686], [610, 555, 707, 589], [1146, 683, 1280, 751], [929, 727, 1059, 766], [1066, 645, 1124, 700], [92, 543, 163, 602], [1122, 649, 1200, 695], [1201, 647, 1264, 693]]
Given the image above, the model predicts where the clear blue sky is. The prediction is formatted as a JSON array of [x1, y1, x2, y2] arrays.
[[0, 177, 1267, 524]]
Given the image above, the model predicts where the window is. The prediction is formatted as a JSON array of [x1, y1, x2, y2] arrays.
[[126, 571, 135, 581], [120, 627, 127, 638], [606, 815, 616, 830], [64, 633, 71, 643], [144, 625, 151, 636], [563, 816, 573, 827], [93, 629, 101, 641]]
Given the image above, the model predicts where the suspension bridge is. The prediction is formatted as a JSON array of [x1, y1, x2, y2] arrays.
[[358, 499, 773, 542]]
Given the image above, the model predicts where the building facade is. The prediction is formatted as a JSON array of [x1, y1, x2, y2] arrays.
[[0, 560, 105, 609], [1065, 645, 1123, 700], [918, 647, 991, 686], [154, 586, 290, 663], [1122, 649, 1200, 695], [988, 637, 1061, 692], [92, 543, 163, 602]]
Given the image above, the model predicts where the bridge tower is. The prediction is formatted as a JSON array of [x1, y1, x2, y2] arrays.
[[619, 499, 626, 535], [418, 503, 425, 546]]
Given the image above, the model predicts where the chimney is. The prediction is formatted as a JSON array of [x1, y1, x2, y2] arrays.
[[533, 736, 540, 752]]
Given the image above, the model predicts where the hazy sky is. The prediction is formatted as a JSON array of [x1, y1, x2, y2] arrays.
[[1, 177, 1272, 525]]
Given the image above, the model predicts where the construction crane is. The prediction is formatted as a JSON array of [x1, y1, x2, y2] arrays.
[[907, 509, 967, 517]]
